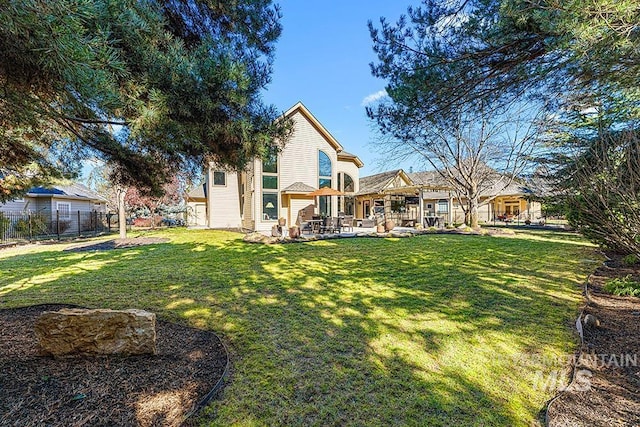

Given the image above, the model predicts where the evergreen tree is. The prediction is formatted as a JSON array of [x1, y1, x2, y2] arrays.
[[0, 0, 290, 202]]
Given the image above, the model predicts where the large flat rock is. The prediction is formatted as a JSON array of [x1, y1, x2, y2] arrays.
[[35, 308, 156, 356]]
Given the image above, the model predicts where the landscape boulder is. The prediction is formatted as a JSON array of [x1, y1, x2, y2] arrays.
[[35, 308, 157, 356]]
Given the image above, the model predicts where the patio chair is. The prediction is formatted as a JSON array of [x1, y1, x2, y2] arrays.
[[321, 216, 339, 233], [296, 213, 313, 235], [361, 218, 375, 228], [339, 215, 354, 232]]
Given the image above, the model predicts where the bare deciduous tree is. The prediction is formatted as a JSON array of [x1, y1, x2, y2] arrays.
[[375, 104, 542, 227]]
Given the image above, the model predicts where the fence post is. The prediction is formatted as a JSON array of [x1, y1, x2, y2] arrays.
[[28, 213, 32, 241], [56, 210, 60, 240], [78, 210, 81, 237]]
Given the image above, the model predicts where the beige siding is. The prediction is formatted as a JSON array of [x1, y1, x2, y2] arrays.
[[279, 110, 339, 192], [254, 110, 342, 232], [337, 161, 360, 193], [206, 167, 242, 229], [242, 168, 255, 230], [289, 198, 315, 225], [202, 104, 362, 232]]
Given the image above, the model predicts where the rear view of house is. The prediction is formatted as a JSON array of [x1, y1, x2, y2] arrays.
[[186, 102, 363, 231]]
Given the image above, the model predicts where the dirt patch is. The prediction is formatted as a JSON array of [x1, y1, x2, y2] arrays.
[[547, 252, 640, 426], [64, 237, 170, 252], [0, 304, 228, 426]]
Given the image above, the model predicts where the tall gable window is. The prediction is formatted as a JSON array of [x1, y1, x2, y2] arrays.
[[318, 151, 332, 216], [337, 172, 355, 215], [262, 150, 278, 221]]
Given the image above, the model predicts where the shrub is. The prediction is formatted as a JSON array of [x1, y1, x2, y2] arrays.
[[562, 130, 640, 255], [14, 214, 49, 236], [132, 216, 163, 228], [604, 275, 640, 297], [51, 220, 71, 234], [623, 254, 639, 266]]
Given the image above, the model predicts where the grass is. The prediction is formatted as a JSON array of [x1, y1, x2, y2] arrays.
[[0, 229, 598, 426]]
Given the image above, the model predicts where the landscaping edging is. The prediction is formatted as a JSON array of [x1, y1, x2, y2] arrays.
[[182, 329, 231, 424], [544, 275, 591, 426], [0, 303, 231, 426], [243, 227, 516, 244], [544, 251, 640, 426]]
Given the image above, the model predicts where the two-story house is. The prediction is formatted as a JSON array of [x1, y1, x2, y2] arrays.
[[186, 102, 363, 232]]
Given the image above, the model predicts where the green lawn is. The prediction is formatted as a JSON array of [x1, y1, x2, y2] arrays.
[[0, 229, 598, 426]]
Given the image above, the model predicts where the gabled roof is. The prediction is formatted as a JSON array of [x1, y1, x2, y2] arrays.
[[407, 171, 446, 187], [284, 102, 364, 168], [410, 169, 533, 197], [186, 182, 207, 200], [479, 179, 531, 197], [281, 182, 316, 194], [337, 150, 364, 168], [363, 168, 534, 198], [284, 102, 344, 152], [357, 169, 413, 195], [27, 183, 107, 202]]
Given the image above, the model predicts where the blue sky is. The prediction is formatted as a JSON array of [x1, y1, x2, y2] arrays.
[[261, 1, 419, 177]]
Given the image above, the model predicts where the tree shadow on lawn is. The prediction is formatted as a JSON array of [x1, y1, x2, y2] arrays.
[[0, 232, 597, 425]]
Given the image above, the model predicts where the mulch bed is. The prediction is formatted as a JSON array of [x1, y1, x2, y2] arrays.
[[0, 304, 228, 427], [547, 252, 640, 426], [64, 237, 170, 252]]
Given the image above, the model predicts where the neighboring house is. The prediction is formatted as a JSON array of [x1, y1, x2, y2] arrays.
[[356, 169, 542, 226], [0, 183, 108, 235], [0, 183, 107, 214], [186, 102, 364, 231]]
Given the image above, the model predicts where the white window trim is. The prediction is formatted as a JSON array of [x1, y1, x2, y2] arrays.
[[262, 192, 278, 222], [56, 202, 71, 219], [212, 171, 227, 187]]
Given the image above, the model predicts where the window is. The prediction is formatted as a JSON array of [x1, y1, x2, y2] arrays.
[[56, 202, 71, 219], [213, 171, 226, 186], [390, 196, 406, 213], [262, 150, 278, 173], [262, 149, 278, 220], [343, 197, 355, 216], [373, 199, 384, 216], [319, 151, 332, 177], [437, 199, 449, 214], [262, 193, 278, 221], [262, 176, 278, 189], [338, 172, 355, 193], [318, 151, 333, 216], [318, 178, 331, 189]]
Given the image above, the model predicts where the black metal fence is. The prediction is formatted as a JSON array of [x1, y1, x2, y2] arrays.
[[0, 210, 110, 242]]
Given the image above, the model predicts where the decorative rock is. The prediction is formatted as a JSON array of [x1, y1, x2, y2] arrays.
[[583, 314, 601, 328], [244, 232, 268, 243], [390, 232, 413, 238], [384, 219, 395, 232], [35, 308, 157, 356]]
